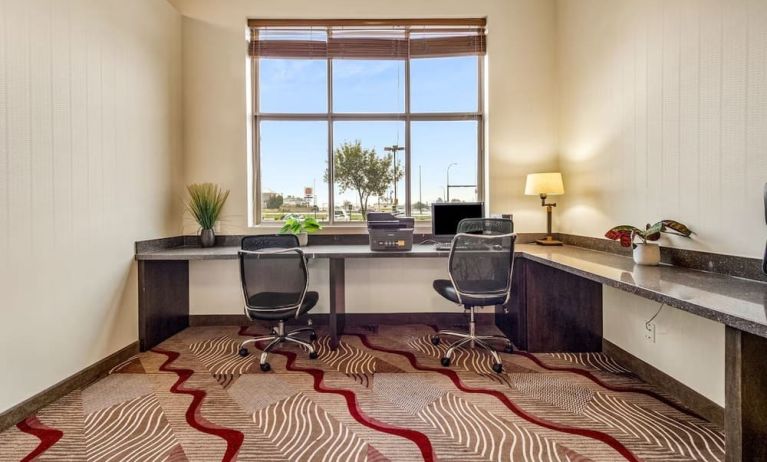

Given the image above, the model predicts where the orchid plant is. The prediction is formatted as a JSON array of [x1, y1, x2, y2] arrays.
[[605, 220, 692, 248]]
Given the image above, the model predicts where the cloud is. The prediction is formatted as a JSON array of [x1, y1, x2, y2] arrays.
[[260, 59, 326, 85]]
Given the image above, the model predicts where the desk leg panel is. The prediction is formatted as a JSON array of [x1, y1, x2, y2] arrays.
[[329, 258, 346, 350], [496, 258, 528, 349], [725, 327, 767, 461], [138, 260, 189, 351], [524, 260, 603, 352]]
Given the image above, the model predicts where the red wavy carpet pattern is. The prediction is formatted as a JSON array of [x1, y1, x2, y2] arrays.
[[237, 326, 436, 461], [353, 332, 639, 461], [153, 348, 245, 461], [15, 416, 63, 462], [0, 323, 724, 461]]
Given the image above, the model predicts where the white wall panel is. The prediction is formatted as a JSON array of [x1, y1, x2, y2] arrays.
[[558, 0, 765, 404], [190, 258, 458, 315], [603, 286, 725, 405], [190, 259, 330, 315], [0, 0, 182, 413], [558, 0, 767, 258]]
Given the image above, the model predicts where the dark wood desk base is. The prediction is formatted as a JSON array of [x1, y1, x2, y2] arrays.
[[496, 259, 603, 352], [137, 258, 351, 352], [725, 327, 767, 461], [138, 260, 189, 351], [328, 258, 346, 349]]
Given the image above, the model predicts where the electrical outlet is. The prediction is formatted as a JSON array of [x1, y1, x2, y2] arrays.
[[644, 322, 656, 343]]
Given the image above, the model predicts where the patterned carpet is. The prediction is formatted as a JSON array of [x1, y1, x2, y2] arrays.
[[0, 324, 725, 461]]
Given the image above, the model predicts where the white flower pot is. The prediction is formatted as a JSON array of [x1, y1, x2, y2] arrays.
[[297, 232, 308, 247], [633, 243, 660, 266]]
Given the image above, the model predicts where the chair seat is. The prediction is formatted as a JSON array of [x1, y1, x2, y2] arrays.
[[433, 279, 507, 306], [246, 291, 319, 320]]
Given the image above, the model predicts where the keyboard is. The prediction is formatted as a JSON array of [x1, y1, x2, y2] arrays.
[[434, 243, 452, 251]]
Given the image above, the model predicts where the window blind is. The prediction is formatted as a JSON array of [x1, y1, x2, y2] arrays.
[[248, 19, 486, 60]]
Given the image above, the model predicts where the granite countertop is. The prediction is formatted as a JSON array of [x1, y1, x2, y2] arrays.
[[520, 245, 767, 337], [135, 243, 451, 260], [135, 242, 767, 338]]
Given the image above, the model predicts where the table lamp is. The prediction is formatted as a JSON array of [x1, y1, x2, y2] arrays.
[[525, 172, 564, 246]]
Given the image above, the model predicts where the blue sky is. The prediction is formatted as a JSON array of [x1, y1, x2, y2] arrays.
[[258, 56, 479, 213]]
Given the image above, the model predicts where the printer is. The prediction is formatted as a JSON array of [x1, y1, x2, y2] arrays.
[[367, 212, 415, 251]]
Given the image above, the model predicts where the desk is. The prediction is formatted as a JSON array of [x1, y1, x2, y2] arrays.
[[137, 241, 767, 461], [136, 243, 767, 342], [137, 244, 451, 351]]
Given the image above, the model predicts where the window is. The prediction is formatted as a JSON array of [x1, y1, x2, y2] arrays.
[[249, 19, 486, 224]]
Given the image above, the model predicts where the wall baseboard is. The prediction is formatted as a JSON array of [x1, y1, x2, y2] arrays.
[[190, 311, 496, 328], [0, 341, 139, 433], [603, 339, 724, 426]]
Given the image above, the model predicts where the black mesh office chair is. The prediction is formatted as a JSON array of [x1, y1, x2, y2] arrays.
[[237, 235, 319, 372], [455, 218, 514, 236], [431, 218, 516, 373]]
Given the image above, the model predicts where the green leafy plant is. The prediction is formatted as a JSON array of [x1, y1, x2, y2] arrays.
[[605, 220, 692, 248], [185, 183, 230, 230], [280, 214, 322, 235]]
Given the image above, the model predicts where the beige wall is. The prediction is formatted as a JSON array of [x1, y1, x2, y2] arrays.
[[557, 0, 767, 258], [171, 0, 559, 234], [603, 287, 725, 405], [190, 258, 466, 316], [0, 0, 182, 413], [172, 0, 559, 327], [557, 0, 767, 404], [163, 0, 560, 360]]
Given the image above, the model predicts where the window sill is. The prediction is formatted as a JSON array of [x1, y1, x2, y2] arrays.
[[250, 223, 433, 234]]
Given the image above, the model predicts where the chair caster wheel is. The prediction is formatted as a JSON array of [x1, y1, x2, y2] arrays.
[[492, 363, 503, 373], [238, 348, 249, 357], [441, 357, 451, 367], [309, 351, 319, 359], [260, 362, 271, 372], [431, 336, 441, 346], [309, 333, 318, 342], [504, 344, 514, 353]]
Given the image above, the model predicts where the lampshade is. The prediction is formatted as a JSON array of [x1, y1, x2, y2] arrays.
[[525, 172, 564, 196]]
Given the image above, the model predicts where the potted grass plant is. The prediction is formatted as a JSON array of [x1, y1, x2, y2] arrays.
[[605, 220, 692, 265], [185, 183, 230, 248], [279, 214, 322, 247]]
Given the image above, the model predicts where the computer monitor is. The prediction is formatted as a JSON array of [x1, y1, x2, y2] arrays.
[[431, 202, 484, 241]]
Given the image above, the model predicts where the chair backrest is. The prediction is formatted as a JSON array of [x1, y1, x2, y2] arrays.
[[448, 224, 516, 305], [239, 235, 308, 316], [456, 217, 513, 235]]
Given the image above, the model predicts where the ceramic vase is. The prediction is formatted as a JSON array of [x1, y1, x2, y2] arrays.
[[200, 228, 216, 248], [633, 243, 660, 266]]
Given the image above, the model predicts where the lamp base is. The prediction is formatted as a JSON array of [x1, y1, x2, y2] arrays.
[[535, 236, 563, 246]]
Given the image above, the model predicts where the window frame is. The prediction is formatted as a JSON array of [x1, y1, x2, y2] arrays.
[[249, 29, 485, 227]]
